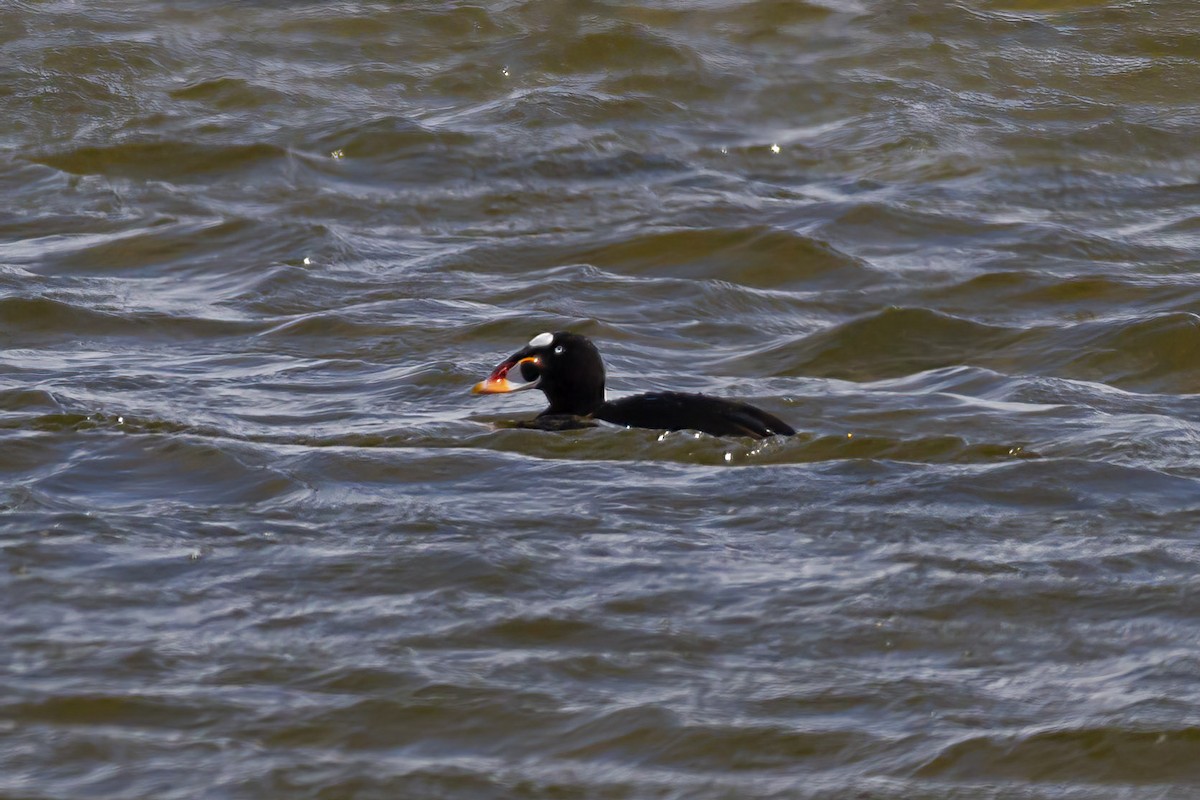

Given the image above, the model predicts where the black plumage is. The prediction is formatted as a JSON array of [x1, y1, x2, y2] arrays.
[[473, 332, 795, 439]]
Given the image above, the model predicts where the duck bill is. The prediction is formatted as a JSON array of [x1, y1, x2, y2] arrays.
[[472, 356, 540, 394]]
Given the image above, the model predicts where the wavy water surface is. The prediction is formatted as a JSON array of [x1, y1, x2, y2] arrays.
[[3, 1, 1200, 798]]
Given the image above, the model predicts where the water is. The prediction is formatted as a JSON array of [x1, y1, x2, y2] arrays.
[[3, 1, 1200, 797]]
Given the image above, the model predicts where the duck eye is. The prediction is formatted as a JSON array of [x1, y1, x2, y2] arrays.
[[554, 345, 565, 355]]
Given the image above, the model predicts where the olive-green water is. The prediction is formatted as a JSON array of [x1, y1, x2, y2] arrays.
[[4, 2, 1200, 797]]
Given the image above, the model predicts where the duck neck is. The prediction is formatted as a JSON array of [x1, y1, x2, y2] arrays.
[[544, 384, 605, 417]]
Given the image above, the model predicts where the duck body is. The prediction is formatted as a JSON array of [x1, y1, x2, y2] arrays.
[[473, 331, 795, 439], [597, 391, 793, 438]]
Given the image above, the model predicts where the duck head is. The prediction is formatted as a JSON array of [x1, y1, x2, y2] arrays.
[[472, 331, 606, 416]]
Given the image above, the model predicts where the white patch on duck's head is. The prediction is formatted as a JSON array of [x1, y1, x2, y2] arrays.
[[528, 331, 554, 348]]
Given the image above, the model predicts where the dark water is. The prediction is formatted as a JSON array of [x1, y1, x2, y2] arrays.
[[4, 1, 1200, 797]]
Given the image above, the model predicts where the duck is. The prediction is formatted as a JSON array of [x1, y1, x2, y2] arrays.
[[472, 331, 795, 439]]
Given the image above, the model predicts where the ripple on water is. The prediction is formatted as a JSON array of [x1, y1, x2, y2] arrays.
[[916, 726, 1200, 784], [34, 141, 290, 183], [6, 0, 1200, 798], [0, 296, 264, 346], [29, 434, 303, 511]]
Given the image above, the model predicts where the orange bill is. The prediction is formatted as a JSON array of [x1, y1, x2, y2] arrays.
[[472, 356, 540, 394]]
